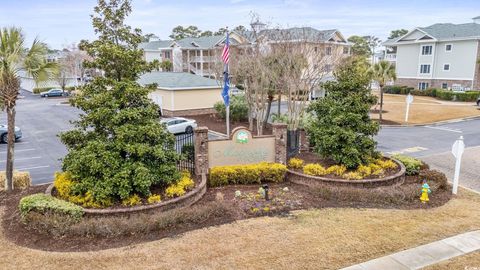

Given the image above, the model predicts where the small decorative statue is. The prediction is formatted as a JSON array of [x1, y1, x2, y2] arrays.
[[420, 182, 431, 203]]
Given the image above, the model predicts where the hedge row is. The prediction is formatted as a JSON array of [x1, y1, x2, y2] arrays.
[[209, 162, 287, 187], [383, 86, 480, 102], [19, 194, 84, 221]]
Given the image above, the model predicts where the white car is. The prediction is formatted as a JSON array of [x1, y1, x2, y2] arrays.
[[161, 117, 197, 134]]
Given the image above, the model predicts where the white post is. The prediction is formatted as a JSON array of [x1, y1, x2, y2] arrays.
[[405, 94, 413, 123], [451, 136, 465, 195]]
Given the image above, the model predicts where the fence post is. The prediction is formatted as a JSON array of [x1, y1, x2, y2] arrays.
[[194, 126, 209, 175], [272, 123, 288, 165]]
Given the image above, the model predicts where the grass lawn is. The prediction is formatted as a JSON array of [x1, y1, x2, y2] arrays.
[[1, 188, 479, 269], [370, 93, 480, 125], [424, 251, 480, 270]]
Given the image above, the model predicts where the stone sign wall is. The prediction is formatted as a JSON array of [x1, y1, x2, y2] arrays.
[[194, 123, 287, 175], [208, 127, 275, 168]]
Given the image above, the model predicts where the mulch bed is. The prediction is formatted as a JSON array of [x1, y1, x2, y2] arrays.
[[1, 171, 452, 252], [182, 113, 273, 135]]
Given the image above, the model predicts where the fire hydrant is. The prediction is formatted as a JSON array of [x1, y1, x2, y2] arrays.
[[420, 183, 431, 203]]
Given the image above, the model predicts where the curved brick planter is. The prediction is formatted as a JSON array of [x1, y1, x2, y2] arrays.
[[45, 173, 207, 215], [287, 158, 406, 188]]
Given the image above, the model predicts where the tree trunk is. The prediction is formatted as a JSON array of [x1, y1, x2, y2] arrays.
[[263, 95, 273, 129], [379, 86, 384, 122], [277, 92, 281, 116], [5, 106, 16, 192]]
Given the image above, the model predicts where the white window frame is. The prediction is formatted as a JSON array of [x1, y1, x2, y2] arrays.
[[445, 44, 452, 52], [418, 82, 429, 90], [326, 47, 332, 55], [443, 63, 450, 71], [441, 83, 448, 89], [419, 64, 431, 74], [421, 45, 433, 55]]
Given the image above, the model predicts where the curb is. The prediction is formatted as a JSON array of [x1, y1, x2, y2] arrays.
[[380, 115, 480, 128]]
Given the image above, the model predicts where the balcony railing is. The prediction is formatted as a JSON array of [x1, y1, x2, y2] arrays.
[[385, 54, 397, 61], [190, 56, 216, 62]]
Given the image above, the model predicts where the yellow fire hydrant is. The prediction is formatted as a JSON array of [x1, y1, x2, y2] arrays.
[[420, 183, 431, 203]]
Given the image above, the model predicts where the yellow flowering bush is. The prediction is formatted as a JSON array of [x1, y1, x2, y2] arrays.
[[121, 194, 142, 206], [356, 165, 372, 177], [288, 158, 304, 169], [326, 165, 347, 176], [147, 194, 162, 204], [166, 171, 195, 198], [209, 162, 286, 187], [303, 163, 327, 176], [343, 172, 363, 180], [368, 163, 384, 176], [53, 172, 112, 208], [376, 159, 397, 170]]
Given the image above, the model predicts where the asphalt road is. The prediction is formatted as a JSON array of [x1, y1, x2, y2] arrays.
[[2, 91, 479, 186]]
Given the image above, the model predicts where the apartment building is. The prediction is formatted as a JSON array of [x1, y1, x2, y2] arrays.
[[383, 17, 480, 90], [139, 26, 351, 80]]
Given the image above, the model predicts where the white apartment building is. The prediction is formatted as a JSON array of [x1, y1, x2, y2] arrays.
[[383, 16, 480, 90]]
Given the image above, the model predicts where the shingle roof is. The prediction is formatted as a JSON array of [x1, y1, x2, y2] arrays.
[[139, 40, 174, 50], [252, 27, 339, 43], [175, 35, 225, 49], [419, 23, 480, 40], [138, 72, 220, 90]]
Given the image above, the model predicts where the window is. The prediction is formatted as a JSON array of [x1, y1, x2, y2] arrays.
[[420, 64, 431, 74], [442, 83, 448, 89], [443, 64, 450, 71], [326, 47, 332, 55], [445, 44, 452, 51], [421, 45, 433, 55], [418, 82, 429, 90], [314, 47, 318, 53], [343, 47, 349, 54], [164, 51, 171, 59]]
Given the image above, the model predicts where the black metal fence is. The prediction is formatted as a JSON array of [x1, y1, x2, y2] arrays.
[[287, 129, 300, 159], [174, 133, 195, 175]]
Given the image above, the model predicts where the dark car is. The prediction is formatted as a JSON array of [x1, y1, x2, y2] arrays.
[[477, 97, 480, 107], [40, 89, 66, 97], [0, 124, 22, 143]]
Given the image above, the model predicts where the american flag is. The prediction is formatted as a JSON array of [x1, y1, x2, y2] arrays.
[[221, 31, 230, 64]]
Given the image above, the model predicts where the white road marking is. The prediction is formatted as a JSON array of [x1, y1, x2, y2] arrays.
[[424, 126, 462, 133], [0, 148, 36, 154], [15, 165, 50, 170], [387, 146, 429, 155], [0, 156, 42, 162]]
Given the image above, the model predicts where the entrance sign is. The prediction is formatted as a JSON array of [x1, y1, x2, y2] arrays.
[[208, 127, 275, 168], [451, 136, 465, 195], [405, 94, 414, 123]]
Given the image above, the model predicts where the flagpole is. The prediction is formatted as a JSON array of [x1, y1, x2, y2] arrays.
[[225, 28, 230, 136]]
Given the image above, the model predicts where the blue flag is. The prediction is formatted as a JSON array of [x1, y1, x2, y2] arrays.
[[222, 69, 230, 106]]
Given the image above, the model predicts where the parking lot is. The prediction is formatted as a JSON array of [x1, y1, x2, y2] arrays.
[[0, 90, 224, 185], [0, 91, 80, 184]]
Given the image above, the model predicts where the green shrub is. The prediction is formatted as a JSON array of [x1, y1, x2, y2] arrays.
[[0, 170, 31, 190], [209, 162, 287, 186], [307, 56, 379, 168], [214, 95, 248, 121], [19, 194, 84, 221], [392, 154, 422, 175], [435, 90, 456, 101], [384, 85, 412, 95]]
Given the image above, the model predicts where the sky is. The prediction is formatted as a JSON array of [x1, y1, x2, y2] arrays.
[[1, 0, 480, 49]]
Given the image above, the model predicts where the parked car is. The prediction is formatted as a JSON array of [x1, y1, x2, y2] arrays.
[[477, 97, 480, 106], [0, 124, 22, 143], [40, 89, 66, 97], [160, 117, 197, 134]]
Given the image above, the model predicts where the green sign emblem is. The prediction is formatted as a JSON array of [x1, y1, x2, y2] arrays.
[[236, 130, 249, 144]]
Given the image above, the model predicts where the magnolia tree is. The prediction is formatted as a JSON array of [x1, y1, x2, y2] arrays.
[[60, 0, 177, 205]]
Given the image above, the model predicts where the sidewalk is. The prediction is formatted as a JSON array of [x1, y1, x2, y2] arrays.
[[341, 230, 480, 270]]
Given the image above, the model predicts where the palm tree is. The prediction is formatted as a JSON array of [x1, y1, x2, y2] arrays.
[[371, 60, 397, 122], [0, 27, 57, 191]]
